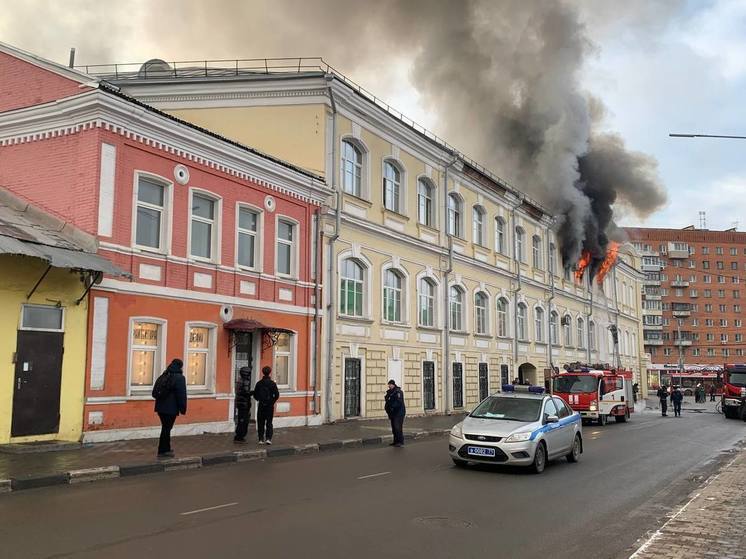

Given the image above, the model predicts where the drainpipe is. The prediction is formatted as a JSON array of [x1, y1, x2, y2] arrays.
[[324, 77, 340, 423], [546, 227, 555, 394], [442, 156, 459, 414], [510, 198, 524, 382], [611, 266, 621, 370], [312, 208, 321, 417], [586, 273, 593, 364]]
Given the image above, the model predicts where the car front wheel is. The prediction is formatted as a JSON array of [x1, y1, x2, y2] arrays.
[[567, 435, 581, 463], [531, 443, 546, 474]]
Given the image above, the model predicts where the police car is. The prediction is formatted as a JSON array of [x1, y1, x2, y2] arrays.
[[448, 385, 583, 474]]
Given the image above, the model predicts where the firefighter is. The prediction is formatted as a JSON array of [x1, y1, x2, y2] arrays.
[[656, 384, 669, 417], [671, 385, 683, 417]]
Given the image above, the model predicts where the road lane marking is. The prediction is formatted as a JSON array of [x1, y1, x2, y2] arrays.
[[357, 471, 391, 480], [180, 502, 239, 516]]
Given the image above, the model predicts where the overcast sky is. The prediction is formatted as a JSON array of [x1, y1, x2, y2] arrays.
[[1, 0, 744, 231]]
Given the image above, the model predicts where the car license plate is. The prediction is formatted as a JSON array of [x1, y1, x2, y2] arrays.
[[467, 446, 496, 457]]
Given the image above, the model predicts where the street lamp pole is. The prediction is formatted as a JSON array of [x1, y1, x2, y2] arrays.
[[670, 133, 746, 140]]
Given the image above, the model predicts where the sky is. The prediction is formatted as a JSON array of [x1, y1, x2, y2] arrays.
[[1, 0, 745, 231]]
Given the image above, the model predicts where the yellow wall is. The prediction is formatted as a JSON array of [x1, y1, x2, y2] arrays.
[[168, 105, 327, 177], [0, 255, 87, 444]]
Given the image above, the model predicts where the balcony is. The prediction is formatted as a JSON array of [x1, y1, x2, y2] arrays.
[[643, 278, 662, 286], [643, 323, 663, 331], [670, 280, 689, 288], [644, 293, 662, 301], [672, 310, 691, 318], [642, 263, 663, 272], [667, 243, 690, 259], [644, 339, 664, 346], [674, 340, 693, 346]]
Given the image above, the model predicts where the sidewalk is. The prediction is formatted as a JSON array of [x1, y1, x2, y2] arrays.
[[630, 444, 746, 559], [643, 397, 719, 414], [0, 414, 463, 493]]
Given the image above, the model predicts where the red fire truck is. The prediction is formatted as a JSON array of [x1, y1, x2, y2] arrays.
[[719, 363, 746, 419], [553, 363, 635, 426]]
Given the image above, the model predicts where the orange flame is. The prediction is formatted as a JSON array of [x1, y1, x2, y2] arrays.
[[595, 242, 620, 285], [575, 250, 592, 283]]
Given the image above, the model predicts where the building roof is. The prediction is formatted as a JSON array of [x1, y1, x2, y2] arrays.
[[0, 188, 126, 276], [624, 226, 746, 244]]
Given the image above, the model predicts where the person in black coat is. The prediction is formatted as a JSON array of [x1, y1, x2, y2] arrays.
[[153, 359, 187, 457], [385, 379, 406, 447], [253, 366, 280, 444], [671, 386, 684, 417], [656, 384, 669, 417], [234, 366, 253, 443]]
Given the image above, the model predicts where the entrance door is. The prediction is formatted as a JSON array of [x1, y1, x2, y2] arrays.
[[344, 358, 361, 417], [479, 362, 489, 401], [500, 364, 509, 388], [423, 361, 436, 411], [12, 330, 64, 437], [452, 363, 464, 409], [233, 332, 254, 421]]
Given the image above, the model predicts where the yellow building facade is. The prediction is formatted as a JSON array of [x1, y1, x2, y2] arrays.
[[118, 63, 648, 420]]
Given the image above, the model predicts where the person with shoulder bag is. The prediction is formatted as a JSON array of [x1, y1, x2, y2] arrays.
[[152, 358, 187, 458], [253, 366, 280, 444]]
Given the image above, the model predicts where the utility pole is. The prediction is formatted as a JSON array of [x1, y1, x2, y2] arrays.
[[677, 318, 685, 387]]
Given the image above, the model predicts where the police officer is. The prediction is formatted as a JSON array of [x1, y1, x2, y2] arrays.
[[233, 366, 253, 443], [385, 379, 406, 447], [671, 385, 683, 417], [657, 384, 669, 417]]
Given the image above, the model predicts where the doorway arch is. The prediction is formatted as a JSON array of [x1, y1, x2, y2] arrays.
[[518, 362, 537, 385]]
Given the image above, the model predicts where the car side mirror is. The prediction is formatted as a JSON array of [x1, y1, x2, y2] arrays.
[[545, 415, 559, 424]]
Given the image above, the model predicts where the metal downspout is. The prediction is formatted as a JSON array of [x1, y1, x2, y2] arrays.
[[312, 208, 321, 417], [324, 78, 340, 423], [511, 199, 523, 382], [547, 231, 555, 394], [612, 266, 621, 370], [442, 157, 458, 414], [587, 274, 593, 363]]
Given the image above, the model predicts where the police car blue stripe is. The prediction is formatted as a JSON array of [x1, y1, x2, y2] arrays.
[[528, 413, 580, 441]]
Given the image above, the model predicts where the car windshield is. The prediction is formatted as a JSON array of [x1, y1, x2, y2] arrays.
[[554, 375, 598, 394], [470, 397, 542, 422], [727, 372, 746, 387]]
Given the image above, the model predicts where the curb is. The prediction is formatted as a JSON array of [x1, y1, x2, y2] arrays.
[[0, 428, 450, 494]]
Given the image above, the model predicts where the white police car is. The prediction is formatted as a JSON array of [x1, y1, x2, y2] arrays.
[[448, 385, 583, 474]]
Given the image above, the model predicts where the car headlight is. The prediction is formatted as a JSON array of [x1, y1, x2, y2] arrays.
[[505, 431, 532, 443], [450, 423, 463, 438]]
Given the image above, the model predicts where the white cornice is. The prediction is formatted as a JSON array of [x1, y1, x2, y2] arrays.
[[0, 89, 329, 206]]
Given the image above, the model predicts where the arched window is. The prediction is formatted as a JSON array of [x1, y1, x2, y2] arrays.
[[340, 258, 365, 317], [417, 179, 434, 227], [449, 286, 465, 331], [515, 226, 525, 262], [447, 194, 462, 238], [383, 269, 403, 323], [631, 332, 637, 356], [577, 317, 585, 349], [589, 320, 596, 351], [495, 217, 506, 255], [550, 311, 559, 345], [563, 315, 572, 346], [383, 161, 401, 213], [622, 282, 628, 306], [418, 277, 436, 327], [624, 331, 631, 356], [496, 297, 509, 338], [517, 303, 527, 340], [474, 292, 489, 335], [535, 307, 545, 343], [532, 235, 542, 269], [341, 140, 363, 197], [472, 206, 485, 247]]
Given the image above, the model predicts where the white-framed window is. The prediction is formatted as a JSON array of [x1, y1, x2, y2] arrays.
[[549, 243, 556, 275], [515, 227, 525, 262], [449, 286, 465, 331], [532, 235, 542, 269], [383, 160, 402, 213], [190, 191, 220, 261], [273, 332, 294, 389], [550, 311, 559, 345], [534, 307, 545, 343], [184, 323, 216, 389], [417, 178, 435, 228], [128, 318, 165, 391], [473, 206, 486, 247], [418, 277, 436, 327], [383, 269, 404, 323], [134, 175, 170, 252], [20, 304, 64, 332], [341, 139, 363, 197], [577, 317, 585, 348], [447, 194, 462, 237], [276, 218, 296, 277], [474, 291, 489, 335], [496, 297, 509, 338], [563, 315, 572, 346], [495, 217, 506, 254], [340, 258, 365, 317], [236, 205, 260, 269], [517, 303, 527, 341], [589, 321, 596, 351]]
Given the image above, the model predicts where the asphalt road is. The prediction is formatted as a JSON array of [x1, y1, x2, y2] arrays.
[[2, 409, 744, 559]]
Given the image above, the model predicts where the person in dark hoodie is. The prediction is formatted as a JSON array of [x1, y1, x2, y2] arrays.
[[671, 385, 684, 417], [153, 359, 187, 458], [234, 366, 253, 444], [253, 366, 280, 445], [385, 379, 406, 447]]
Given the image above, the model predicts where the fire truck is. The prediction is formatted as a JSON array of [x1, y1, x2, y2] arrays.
[[719, 363, 746, 419], [553, 363, 634, 426]]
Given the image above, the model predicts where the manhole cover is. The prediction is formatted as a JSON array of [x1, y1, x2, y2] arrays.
[[413, 516, 474, 529]]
